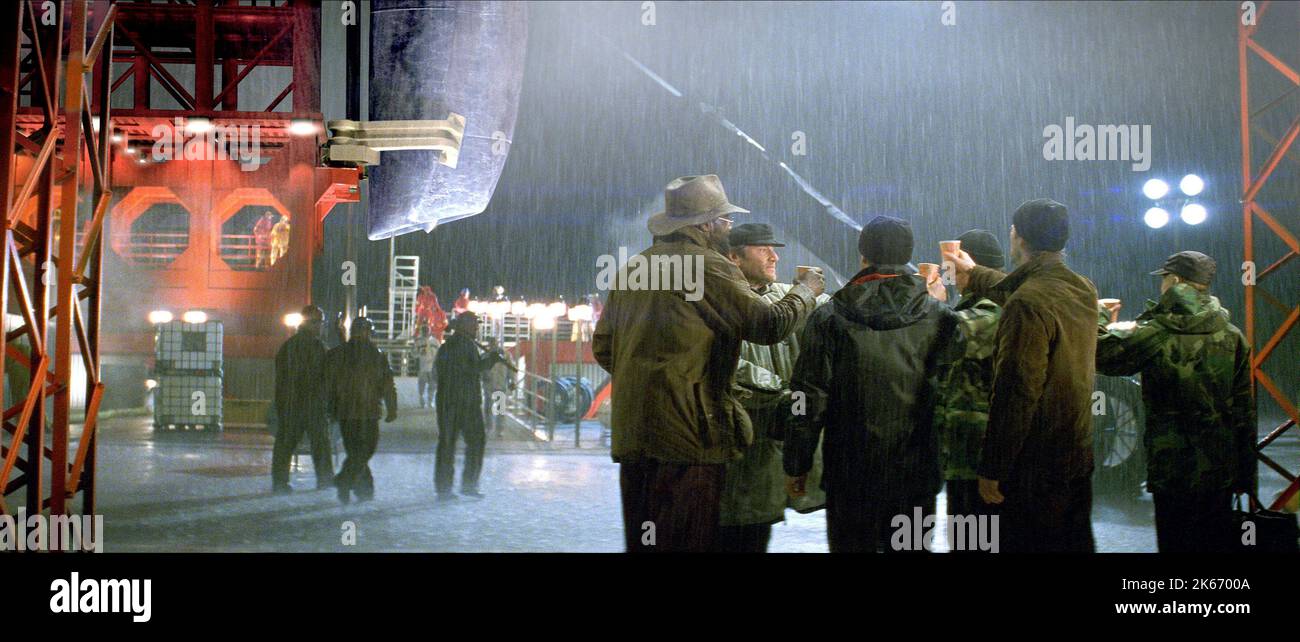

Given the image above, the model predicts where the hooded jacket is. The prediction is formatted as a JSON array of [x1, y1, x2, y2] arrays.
[[783, 264, 958, 505], [1096, 283, 1256, 494], [592, 226, 817, 465]]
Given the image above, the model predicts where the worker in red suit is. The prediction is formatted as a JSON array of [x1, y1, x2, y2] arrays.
[[452, 288, 471, 318], [252, 211, 276, 269], [415, 286, 449, 342]]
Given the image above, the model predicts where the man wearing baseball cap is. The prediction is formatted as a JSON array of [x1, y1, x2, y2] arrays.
[[717, 223, 831, 552], [1096, 251, 1256, 552]]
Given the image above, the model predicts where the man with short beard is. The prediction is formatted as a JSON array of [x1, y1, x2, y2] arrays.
[[945, 199, 1100, 552], [718, 224, 830, 552], [593, 175, 825, 553]]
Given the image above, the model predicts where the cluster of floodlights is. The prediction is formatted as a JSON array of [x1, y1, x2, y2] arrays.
[[464, 299, 595, 332], [148, 310, 208, 324], [1141, 174, 1206, 229], [108, 116, 320, 165]]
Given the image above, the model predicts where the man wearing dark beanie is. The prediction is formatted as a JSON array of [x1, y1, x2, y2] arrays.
[[934, 230, 1005, 533], [943, 199, 1100, 552], [785, 215, 959, 552]]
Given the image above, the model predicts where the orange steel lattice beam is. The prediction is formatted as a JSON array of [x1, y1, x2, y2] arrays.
[[0, 0, 113, 528], [1238, 1, 1300, 511]]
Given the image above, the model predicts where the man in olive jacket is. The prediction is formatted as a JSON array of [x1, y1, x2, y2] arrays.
[[719, 223, 831, 552], [592, 175, 824, 553], [946, 199, 1100, 552], [784, 216, 959, 553], [1096, 251, 1256, 552]]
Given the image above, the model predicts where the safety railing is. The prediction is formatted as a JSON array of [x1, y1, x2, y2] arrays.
[[110, 231, 190, 266]]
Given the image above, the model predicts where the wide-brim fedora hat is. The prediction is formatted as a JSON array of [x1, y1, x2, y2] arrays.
[[647, 174, 750, 236]]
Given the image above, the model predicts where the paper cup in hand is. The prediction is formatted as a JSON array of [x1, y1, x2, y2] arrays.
[[918, 263, 940, 283], [939, 240, 962, 256], [795, 265, 823, 281]]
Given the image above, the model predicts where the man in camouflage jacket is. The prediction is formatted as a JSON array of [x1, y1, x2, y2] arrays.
[[1095, 251, 1256, 552], [933, 230, 1005, 523]]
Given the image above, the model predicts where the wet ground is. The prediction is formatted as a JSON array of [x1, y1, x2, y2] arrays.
[[81, 411, 1299, 552]]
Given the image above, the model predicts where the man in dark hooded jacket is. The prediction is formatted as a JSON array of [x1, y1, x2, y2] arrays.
[[785, 216, 958, 553], [325, 317, 397, 504], [435, 312, 509, 500], [271, 305, 333, 493]]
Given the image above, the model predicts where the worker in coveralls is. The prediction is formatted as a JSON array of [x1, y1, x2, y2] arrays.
[[325, 317, 398, 504], [271, 305, 333, 493]]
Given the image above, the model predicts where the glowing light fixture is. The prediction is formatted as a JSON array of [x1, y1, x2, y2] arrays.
[[148, 310, 173, 324], [568, 304, 593, 322], [1142, 179, 1169, 200], [1179, 174, 1204, 196], [1143, 207, 1170, 229], [185, 117, 213, 134], [182, 310, 208, 324], [288, 119, 320, 136], [531, 315, 556, 331], [284, 312, 305, 328], [1180, 203, 1207, 225]]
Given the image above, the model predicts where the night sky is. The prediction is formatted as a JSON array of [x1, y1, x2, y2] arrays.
[[314, 1, 1298, 415]]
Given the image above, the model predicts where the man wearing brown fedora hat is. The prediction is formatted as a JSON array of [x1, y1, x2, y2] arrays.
[[594, 175, 826, 552]]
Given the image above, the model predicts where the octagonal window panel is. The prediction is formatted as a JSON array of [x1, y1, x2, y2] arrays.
[[220, 205, 289, 271], [120, 202, 191, 267]]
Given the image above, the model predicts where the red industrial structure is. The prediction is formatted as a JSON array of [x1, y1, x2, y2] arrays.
[[2, 0, 358, 518], [1238, 0, 1299, 511]]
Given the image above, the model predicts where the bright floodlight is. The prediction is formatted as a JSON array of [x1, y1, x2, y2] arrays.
[[1143, 207, 1170, 229], [288, 119, 319, 136], [568, 304, 593, 322], [531, 314, 556, 331], [283, 312, 304, 328], [185, 117, 213, 134], [148, 310, 173, 324], [1179, 174, 1204, 196], [1142, 179, 1169, 200], [145, 378, 158, 390], [1180, 203, 1207, 225], [182, 310, 208, 324]]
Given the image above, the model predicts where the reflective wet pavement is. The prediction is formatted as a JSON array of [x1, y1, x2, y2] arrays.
[[88, 413, 1297, 553]]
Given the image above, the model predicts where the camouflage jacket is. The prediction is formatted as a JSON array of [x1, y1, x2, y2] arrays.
[[1095, 284, 1256, 494], [934, 297, 1002, 480], [721, 283, 830, 526]]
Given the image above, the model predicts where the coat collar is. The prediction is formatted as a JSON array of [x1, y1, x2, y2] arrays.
[[991, 251, 1065, 295], [655, 225, 718, 252]]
